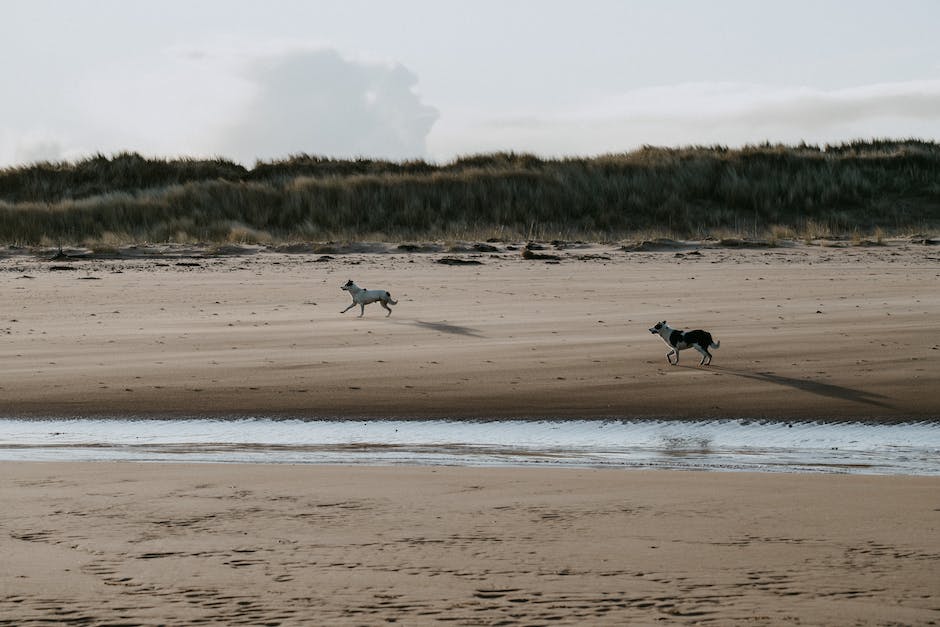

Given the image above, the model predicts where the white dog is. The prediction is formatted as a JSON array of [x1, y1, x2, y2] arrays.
[[340, 280, 398, 317], [649, 320, 720, 366]]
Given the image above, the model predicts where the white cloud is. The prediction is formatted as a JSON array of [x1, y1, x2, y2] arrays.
[[2, 39, 937, 169], [213, 46, 439, 164], [429, 80, 940, 158], [0, 41, 439, 167]]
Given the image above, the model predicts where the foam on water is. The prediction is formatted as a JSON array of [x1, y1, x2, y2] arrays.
[[0, 418, 938, 475]]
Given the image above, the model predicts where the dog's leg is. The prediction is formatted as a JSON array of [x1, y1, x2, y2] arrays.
[[381, 300, 392, 316], [358, 303, 365, 317], [667, 348, 677, 365], [693, 345, 711, 365], [341, 302, 356, 314]]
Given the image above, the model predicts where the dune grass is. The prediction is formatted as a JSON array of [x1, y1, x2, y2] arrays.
[[0, 139, 937, 246]]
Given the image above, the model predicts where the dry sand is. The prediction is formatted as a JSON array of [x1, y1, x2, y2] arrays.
[[0, 239, 938, 419], [2, 240, 939, 625], [2, 462, 938, 625]]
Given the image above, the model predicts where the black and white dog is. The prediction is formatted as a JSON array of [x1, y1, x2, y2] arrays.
[[341, 280, 398, 317], [649, 321, 720, 366]]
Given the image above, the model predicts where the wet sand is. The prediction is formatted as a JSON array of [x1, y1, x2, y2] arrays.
[[2, 462, 938, 625], [0, 239, 938, 420], [3, 418, 939, 474]]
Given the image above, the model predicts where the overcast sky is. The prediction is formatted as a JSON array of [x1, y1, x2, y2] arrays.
[[1, 0, 938, 166]]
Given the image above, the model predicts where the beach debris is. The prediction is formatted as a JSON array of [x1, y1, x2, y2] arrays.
[[719, 238, 773, 248], [472, 242, 500, 252], [397, 243, 443, 253], [621, 238, 686, 252], [552, 240, 590, 250], [522, 249, 561, 261], [436, 257, 483, 265]]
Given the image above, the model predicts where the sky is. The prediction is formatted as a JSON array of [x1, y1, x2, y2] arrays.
[[1, 0, 938, 167]]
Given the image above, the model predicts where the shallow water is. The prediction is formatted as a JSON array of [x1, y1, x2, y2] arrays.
[[1, 418, 938, 475]]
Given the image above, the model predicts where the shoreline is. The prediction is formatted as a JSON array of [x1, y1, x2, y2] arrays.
[[3, 417, 939, 475], [6, 414, 940, 422]]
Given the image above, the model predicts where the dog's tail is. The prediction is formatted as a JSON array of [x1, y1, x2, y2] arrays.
[[386, 292, 398, 305], [710, 339, 720, 349]]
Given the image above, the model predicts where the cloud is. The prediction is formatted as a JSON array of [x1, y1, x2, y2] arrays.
[[3, 43, 937, 169], [428, 79, 940, 158], [214, 47, 439, 164], [0, 43, 438, 167]]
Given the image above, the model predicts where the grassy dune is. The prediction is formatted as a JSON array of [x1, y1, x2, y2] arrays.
[[0, 140, 938, 246]]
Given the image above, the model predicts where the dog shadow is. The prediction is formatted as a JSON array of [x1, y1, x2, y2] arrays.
[[699, 365, 894, 409], [407, 320, 485, 338]]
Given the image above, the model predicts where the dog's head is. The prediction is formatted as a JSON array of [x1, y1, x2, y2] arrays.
[[649, 321, 668, 335], [341, 279, 355, 292]]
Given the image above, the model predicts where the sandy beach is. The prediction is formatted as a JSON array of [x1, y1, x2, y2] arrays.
[[2, 240, 939, 625], [1, 462, 938, 625], [1, 239, 938, 420]]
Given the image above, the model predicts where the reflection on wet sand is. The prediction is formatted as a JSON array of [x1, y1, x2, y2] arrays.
[[1, 419, 938, 475]]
